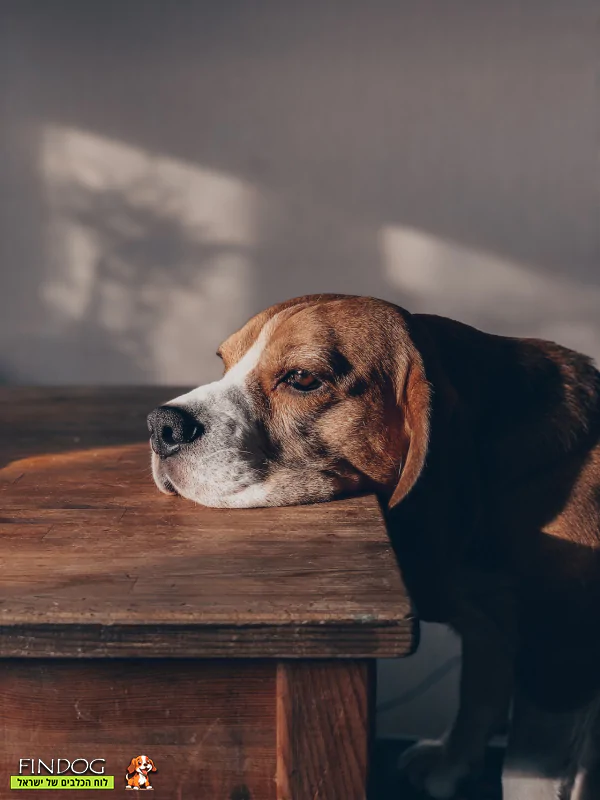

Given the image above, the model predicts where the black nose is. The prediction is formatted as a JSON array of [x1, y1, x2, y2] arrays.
[[147, 405, 203, 458]]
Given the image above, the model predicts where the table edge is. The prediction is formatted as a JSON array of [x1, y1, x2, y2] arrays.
[[0, 618, 418, 659]]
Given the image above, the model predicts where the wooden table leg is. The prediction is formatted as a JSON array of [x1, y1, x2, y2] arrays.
[[276, 660, 375, 800]]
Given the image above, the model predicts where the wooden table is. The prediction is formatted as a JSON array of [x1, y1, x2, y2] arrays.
[[0, 388, 415, 799]]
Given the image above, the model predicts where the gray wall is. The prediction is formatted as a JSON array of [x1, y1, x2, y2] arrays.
[[1, 0, 598, 738]]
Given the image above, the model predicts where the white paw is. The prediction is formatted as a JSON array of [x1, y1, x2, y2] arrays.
[[398, 740, 469, 799]]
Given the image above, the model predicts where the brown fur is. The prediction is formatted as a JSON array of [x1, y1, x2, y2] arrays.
[[218, 294, 600, 791]]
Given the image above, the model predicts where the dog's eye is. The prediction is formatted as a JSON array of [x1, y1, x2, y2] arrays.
[[284, 370, 322, 392]]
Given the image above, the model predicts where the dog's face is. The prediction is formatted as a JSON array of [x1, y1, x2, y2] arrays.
[[127, 756, 156, 775], [149, 295, 431, 508]]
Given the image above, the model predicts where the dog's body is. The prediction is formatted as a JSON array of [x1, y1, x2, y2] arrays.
[[149, 295, 600, 799]]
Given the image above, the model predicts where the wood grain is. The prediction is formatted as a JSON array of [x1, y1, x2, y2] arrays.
[[0, 388, 415, 659], [0, 659, 276, 800], [276, 661, 374, 800]]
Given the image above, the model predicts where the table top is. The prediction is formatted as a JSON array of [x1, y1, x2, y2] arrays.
[[0, 388, 415, 659]]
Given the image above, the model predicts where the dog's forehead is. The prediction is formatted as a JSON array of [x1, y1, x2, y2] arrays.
[[219, 296, 400, 368]]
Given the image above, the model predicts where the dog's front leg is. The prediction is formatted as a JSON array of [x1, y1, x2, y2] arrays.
[[400, 623, 513, 798]]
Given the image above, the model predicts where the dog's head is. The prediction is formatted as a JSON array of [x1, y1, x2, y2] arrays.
[[149, 294, 432, 508], [127, 756, 156, 775]]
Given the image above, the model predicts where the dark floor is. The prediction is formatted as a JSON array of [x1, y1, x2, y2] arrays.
[[372, 740, 504, 800]]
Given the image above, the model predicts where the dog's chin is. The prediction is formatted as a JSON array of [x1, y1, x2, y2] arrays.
[[151, 465, 266, 508], [151, 455, 358, 509], [174, 476, 347, 509], [177, 482, 273, 509]]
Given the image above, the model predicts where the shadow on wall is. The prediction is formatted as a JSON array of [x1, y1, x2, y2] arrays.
[[32, 126, 259, 384]]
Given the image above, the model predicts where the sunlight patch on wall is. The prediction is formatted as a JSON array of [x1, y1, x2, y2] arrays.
[[40, 125, 261, 383], [380, 225, 600, 363]]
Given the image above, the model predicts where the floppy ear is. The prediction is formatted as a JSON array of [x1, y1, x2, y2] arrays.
[[148, 759, 156, 772], [388, 350, 432, 509], [126, 759, 137, 775]]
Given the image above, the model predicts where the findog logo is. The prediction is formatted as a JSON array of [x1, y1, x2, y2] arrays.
[[11, 759, 113, 790], [125, 755, 157, 790]]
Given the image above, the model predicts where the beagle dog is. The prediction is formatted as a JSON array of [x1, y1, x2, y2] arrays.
[[148, 294, 600, 799], [125, 755, 156, 790]]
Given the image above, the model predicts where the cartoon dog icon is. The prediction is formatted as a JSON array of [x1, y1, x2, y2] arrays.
[[125, 755, 156, 790]]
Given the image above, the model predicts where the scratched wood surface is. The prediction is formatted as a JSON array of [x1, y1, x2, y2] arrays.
[[0, 388, 415, 658], [0, 659, 277, 800]]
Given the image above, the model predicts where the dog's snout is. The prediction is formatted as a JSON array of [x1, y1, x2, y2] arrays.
[[147, 405, 203, 458]]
